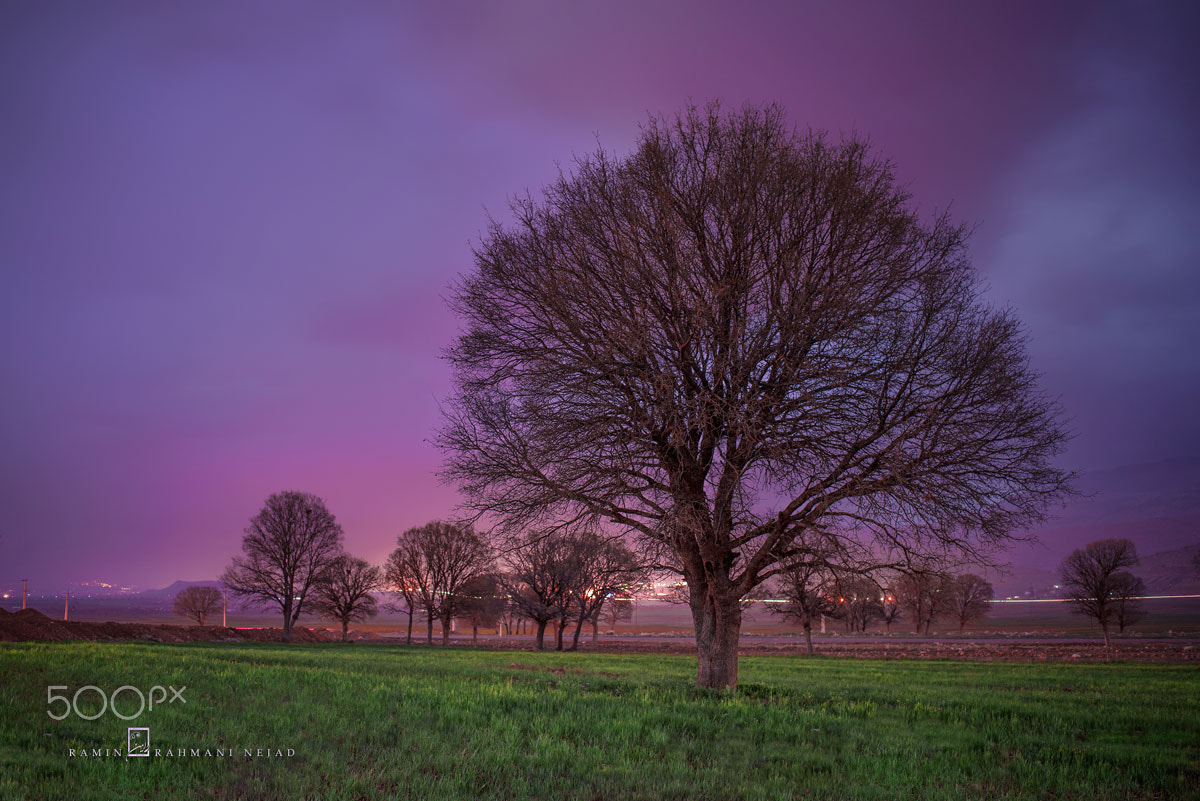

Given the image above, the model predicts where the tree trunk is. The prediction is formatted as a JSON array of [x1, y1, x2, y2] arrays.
[[441, 613, 452, 645], [426, 610, 434, 645], [472, 624, 478, 644], [592, 617, 599, 644], [1102, 622, 1111, 647], [282, 598, 293, 643], [535, 619, 547, 650], [569, 613, 585, 651], [691, 594, 742, 689], [342, 621, 349, 642], [406, 606, 413, 645], [803, 620, 814, 655], [555, 617, 566, 651]]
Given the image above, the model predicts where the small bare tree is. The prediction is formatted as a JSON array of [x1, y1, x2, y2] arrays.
[[495, 589, 525, 636], [173, 586, 222, 626], [1110, 571, 1146, 634], [771, 559, 837, 653], [500, 531, 579, 650], [456, 573, 507, 643], [220, 491, 344, 642], [602, 597, 634, 634], [382, 548, 420, 644], [311, 555, 384, 641], [1060, 538, 1140, 646], [879, 585, 902, 633], [896, 572, 954, 635], [440, 102, 1073, 687], [387, 521, 492, 645], [828, 574, 884, 633], [947, 573, 994, 632], [564, 533, 647, 651]]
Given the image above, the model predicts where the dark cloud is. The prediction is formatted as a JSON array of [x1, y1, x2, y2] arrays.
[[1, 1, 1196, 587]]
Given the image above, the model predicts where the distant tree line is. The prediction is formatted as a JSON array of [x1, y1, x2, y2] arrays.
[[770, 559, 997, 652], [209, 491, 649, 648], [198, 491, 1150, 649]]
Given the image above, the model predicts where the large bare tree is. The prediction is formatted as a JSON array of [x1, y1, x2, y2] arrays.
[[1060, 538, 1140, 646], [221, 491, 344, 642], [440, 103, 1072, 687], [311, 555, 384, 641]]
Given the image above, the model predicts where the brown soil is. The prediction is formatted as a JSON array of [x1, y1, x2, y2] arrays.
[[423, 635, 1200, 663], [3, 609, 1196, 662], [0, 608, 333, 644]]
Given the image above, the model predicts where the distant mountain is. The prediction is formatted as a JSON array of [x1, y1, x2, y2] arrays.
[[1009, 457, 1200, 567], [1137, 544, 1200, 595], [981, 543, 1200, 598], [139, 580, 224, 597]]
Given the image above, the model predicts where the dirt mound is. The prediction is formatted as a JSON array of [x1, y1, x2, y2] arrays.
[[62, 620, 187, 642], [435, 635, 1200, 663], [0, 611, 335, 644], [0, 608, 76, 642], [231, 626, 329, 642]]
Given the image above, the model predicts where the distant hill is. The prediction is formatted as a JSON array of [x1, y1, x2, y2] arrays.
[[982, 543, 1200, 599], [139, 580, 224, 598], [1137, 544, 1200, 595], [1010, 457, 1200, 567]]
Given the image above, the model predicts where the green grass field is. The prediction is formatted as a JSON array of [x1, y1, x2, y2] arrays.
[[1, 643, 1197, 800]]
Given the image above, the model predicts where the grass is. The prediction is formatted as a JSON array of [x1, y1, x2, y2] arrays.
[[0, 643, 1197, 800]]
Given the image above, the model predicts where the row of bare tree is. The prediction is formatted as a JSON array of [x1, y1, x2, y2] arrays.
[[196, 492, 1150, 650], [205, 491, 647, 646], [772, 538, 1152, 651], [768, 563, 995, 653], [383, 521, 648, 650]]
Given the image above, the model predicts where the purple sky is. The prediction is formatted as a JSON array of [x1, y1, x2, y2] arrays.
[[2, 1, 1198, 589]]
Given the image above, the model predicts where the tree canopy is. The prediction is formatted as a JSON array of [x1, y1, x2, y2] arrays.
[[441, 102, 1072, 687], [220, 491, 344, 642]]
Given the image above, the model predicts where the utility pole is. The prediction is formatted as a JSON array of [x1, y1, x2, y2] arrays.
[[64, 590, 69, 621], [22, 578, 28, 610]]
